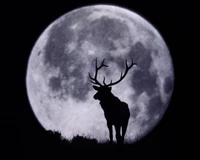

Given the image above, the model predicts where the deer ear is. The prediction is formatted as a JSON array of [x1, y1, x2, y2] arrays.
[[93, 86, 100, 91], [108, 87, 112, 91]]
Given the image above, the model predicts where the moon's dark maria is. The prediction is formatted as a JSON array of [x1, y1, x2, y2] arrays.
[[26, 5, 174, 143]]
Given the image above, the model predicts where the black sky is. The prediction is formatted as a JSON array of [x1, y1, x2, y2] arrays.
[[3, 0, 198, 159]]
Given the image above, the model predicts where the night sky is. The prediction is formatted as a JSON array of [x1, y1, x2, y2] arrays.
[[3, 1, 198, 159]]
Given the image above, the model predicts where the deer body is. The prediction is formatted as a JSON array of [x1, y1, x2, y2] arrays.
[[89, 59, 137, 144], [101, 96, 130, 144], [99, 94, 130, 127]]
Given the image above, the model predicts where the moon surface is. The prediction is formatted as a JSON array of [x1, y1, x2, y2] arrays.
[[26, 5, 174, 143]]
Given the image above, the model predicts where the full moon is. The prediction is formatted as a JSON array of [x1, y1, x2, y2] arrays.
[[26, 5, 174, 143]]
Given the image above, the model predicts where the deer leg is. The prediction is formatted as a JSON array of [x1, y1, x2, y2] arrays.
[[107, 123, 113, 143], [122, 121, 128, 144], [114, 125, 121, 144]]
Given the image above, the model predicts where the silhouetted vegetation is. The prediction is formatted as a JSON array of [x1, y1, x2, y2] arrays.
[[46, 130, 127, 149], [20, 128, 175, 160], [42, 131, 143, 154], [40, 130, 137, 152]]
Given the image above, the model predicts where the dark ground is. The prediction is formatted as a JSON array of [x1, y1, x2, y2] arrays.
[[2, 0, 198, 159]]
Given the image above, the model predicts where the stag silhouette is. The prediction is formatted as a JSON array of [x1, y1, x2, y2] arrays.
[[89, 59, 137, 144]]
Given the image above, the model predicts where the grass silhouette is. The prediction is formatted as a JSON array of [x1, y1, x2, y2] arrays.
[[21, 129, 169, 159], [44, 130, 139, 153]]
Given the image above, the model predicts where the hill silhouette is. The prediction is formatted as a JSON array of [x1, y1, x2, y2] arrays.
[[19, 122, 175, 160], [45, 130, 130, 151], [20, 130, 158, 159]]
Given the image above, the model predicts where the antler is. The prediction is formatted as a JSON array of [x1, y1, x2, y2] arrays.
[[104, 59, 137, 87], [89, 58, 108, 86]]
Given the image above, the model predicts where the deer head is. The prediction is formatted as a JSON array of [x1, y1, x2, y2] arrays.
[[89, 58, 137, 101]]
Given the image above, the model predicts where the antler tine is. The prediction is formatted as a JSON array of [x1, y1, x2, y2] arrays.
[[103, 76, 106, 85], [104, 77, 113, 86], [107, 59, 137, 87], [88, 72, 101, 86], [97, 58, 108, 69], [103, 75, 112, 86], [126, 59, 137, 69], [89, 58, 109, 86]]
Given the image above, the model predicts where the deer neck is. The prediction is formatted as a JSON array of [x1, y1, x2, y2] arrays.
[[99, 92, 118, 106]]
